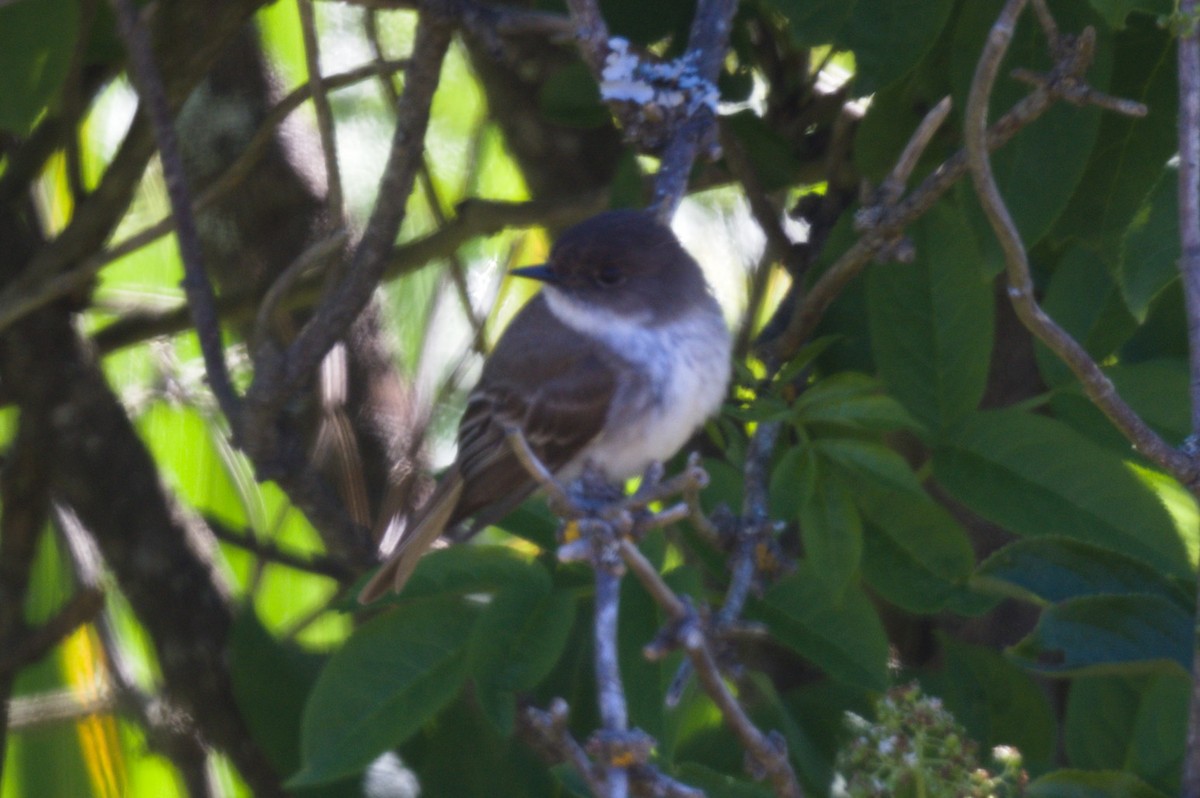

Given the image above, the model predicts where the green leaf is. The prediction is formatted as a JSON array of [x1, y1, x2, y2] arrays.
[[780, 682, 874, 794], [137, 403, 249, 531], [761, 0, 859, 47], [1066, 673, 1189, 795], [0, 0, 79, 134], [470, 579, 575, 693], [1026, 769, 1171, 798], [230, 609, 324, 773], [930, 636, 1057, 771], [1053, 15, 1176, 244], [866, 202, 993, 433], [933, 410, 1191, 579], [798, 468, 863, 600], [1010, 594, 1192, 676], [774, 335, 841, 386], [814, 437, 925, 497], [494, 499, 559, 551], [953, 0, 1111, 254], [230, 610, 359, 797], [749, 575, 889, 691], [468, 572, 575, 735], [975, 537, 1193, 609], [539, 62, 608, 128], [769, 444, 815, 522], [749, 674, 842, 797], [292, 596, 478, 786], [794, 373, 923, 433], [856, 484, 976, 613], [1086, 0, 1172, 30], [838, 0, 954, 94], [1120, 165, 1179, 321]]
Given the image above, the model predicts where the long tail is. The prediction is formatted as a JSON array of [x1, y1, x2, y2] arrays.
[[357, 473, 463, 604]]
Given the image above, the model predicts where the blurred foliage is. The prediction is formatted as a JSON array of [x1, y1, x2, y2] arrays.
[[1, 0, 1197, 796]]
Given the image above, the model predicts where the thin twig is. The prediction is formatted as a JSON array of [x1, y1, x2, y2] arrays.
[[418, 160, 489, 352], [504, 426, 573, 510], [667, 422, 780, 707], [254, 230, 349, 345], [964, 0, 1197, 487], [56, 504, 218, 795], [618, 539, 802, 798], [266, 11, 454, 403], [761, 28, 1141, 366], [298, 0, 345, 223], [0, 588, 106, 675], [520, 700, 608, 796], [879, 96, 952, 203], [108, 0, 242, 426], [563, 0, 611, 75], [207, 520, 354, 580], [62, 0, 99, 202]]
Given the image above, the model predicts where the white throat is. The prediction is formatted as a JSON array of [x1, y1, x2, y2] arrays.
[[542, 286, 732, 480]]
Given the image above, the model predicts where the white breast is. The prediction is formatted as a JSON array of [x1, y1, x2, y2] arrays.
[[543, 288, 731, 480]]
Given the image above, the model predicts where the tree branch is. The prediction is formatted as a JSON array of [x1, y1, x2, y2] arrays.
[[91, 193, 604, 354], [299, 0, 345, 224], [265, 10, 453, 404], [1174, 0, 1200, 793], [108, 0, 242, 425], [963, 0, 1197, 486], [759, 23, 1145, 366]]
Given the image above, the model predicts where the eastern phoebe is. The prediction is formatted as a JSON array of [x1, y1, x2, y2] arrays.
[[359, 209, 731, 602]]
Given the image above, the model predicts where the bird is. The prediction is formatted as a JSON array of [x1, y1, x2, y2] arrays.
[[358, 209, 732, 603]]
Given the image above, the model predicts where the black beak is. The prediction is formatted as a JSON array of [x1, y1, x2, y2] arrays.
[[510, 264, 557, 283]]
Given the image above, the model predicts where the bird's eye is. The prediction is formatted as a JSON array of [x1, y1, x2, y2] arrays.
[[595, 266, 625, 287]]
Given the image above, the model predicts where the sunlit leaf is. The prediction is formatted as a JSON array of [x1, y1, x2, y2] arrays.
[[934, 410, 1190, 578]]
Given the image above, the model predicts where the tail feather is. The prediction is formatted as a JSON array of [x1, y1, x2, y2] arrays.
[[358, 474, 463, 604]]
